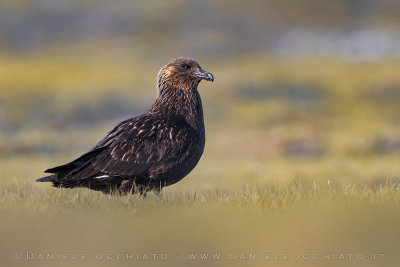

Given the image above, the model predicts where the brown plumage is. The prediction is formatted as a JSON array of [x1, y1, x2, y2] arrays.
[[36, 57, 214, 194]]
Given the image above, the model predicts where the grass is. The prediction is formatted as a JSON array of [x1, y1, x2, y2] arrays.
[[1, 180, 400, 267], [2, 178, 400, 213]]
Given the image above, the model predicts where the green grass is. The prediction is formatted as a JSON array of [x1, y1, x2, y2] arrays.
[[2, 178, 400, 214], [1, 180, 400, 267]]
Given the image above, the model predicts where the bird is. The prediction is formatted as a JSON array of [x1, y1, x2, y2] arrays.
[[36, 57, 214, 195]]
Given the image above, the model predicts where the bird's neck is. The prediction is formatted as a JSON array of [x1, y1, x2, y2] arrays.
[[151, 84, 204, 130]]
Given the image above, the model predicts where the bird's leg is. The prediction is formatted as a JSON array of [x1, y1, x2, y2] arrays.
[[153, 187, 161, 196], [137, 185, 150, 198]]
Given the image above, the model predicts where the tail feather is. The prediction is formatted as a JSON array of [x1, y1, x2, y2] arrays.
[[36, 174, 57, 182]]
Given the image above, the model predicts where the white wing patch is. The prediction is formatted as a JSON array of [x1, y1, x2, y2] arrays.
[[94, 175, 110, 179]]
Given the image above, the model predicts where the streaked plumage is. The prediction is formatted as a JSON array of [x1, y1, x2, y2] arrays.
[[36, 57, 214, 194]]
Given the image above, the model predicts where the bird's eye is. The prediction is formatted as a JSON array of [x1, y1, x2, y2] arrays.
[[180, 63, 190, 70]]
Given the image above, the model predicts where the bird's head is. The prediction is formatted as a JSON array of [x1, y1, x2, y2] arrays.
[[157, 57, 214, 93]]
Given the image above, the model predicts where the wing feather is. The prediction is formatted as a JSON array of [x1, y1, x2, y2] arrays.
[[61, 114, 193, 181]]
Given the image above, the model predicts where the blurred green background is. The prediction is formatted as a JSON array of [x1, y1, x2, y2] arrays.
[[1, 0, 400, 266]]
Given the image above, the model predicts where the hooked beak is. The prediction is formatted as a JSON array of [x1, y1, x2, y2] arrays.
[[194, 69, 214, 82]]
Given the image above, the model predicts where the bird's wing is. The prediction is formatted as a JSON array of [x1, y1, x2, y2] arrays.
[[55, 114, 195, 181]]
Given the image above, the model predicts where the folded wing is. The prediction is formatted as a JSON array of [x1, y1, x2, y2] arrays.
[[43, 114, 193, 184]]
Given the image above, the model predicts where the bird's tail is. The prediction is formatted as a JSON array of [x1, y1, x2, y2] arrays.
[[36, 174, 57, 182]]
